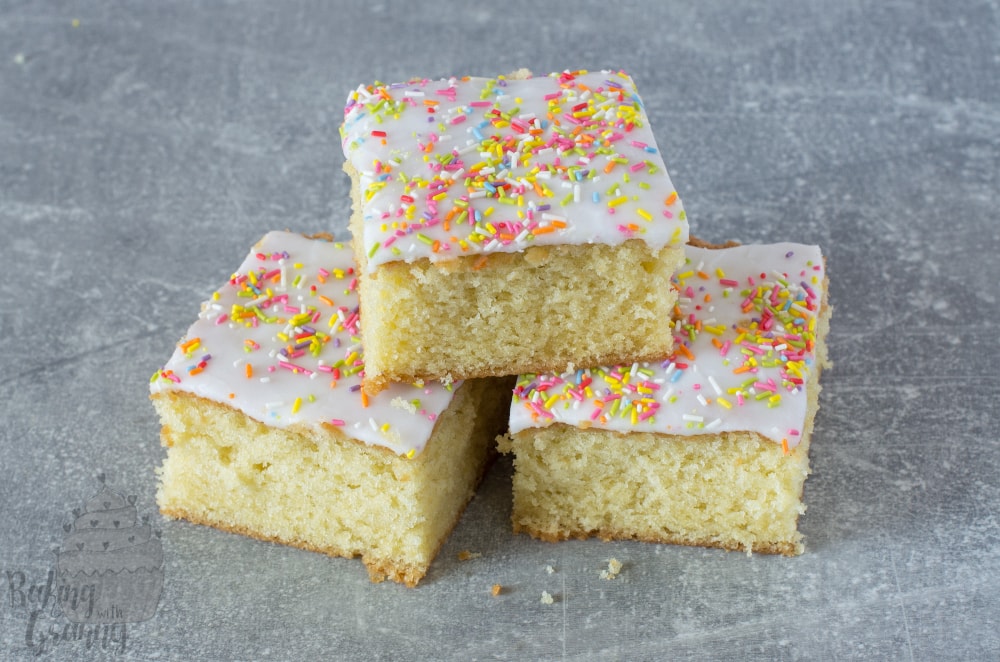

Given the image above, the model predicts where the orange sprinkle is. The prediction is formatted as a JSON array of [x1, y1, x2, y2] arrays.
[[711, 338, 724, 350], [319, 295, 334, 307], [179, 338, 201, 353], [704, 293, 713, 303], [361, 391, 369, 408], [734, 365, 752, 374], [677, 344, 695, 360], [245, 364, 253, 379], [603, 161, 616, 174], [432, 239, 442, 253], [697, 271, 710, 280], [782, 438, 790, 455], [533, 225, 556, 236], [472, 255, 489, 271], [189, 366, 204, 376], [665, 191, 678, 206]]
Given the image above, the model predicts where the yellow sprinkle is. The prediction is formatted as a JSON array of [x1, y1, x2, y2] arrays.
[[292, 397, 302, 414]]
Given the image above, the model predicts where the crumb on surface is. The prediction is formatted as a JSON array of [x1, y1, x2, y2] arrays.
[[545, 565, 555, 574], [457, 550, 481, 561], [540, 591, 554, 605], [600, 557, 623, 580], [491, 584, 502, 597]]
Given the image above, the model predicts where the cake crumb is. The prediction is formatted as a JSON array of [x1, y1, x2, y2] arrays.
[[545, 565, 555, 574], [540, 591, 554, 605], [600, 558, 623, 580], [457, 550, 481, 561], [491, 584, 502, 596], [390, 397, 417, 414]]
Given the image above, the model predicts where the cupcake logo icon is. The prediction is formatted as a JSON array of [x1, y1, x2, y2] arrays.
[[56, 474, 164, 624]]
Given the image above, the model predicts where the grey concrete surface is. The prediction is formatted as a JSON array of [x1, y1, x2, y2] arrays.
[[1, 1, 998, 659]]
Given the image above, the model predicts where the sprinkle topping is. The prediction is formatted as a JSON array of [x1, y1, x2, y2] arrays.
[[341, 70, 688, 271], [508, 243, 826, 447], [150, 231, 456, 457]]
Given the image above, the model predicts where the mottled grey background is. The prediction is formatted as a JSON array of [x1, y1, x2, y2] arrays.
[[2, 1, 998, 659]]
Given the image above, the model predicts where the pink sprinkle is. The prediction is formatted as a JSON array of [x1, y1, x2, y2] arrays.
[[638, 408, 657, 421], [279, 360, 313, 375], [215, 313, 229, 325], [330, 419, 345, 426], [719, 278, 740, 287], [629, 161, 645, 173]]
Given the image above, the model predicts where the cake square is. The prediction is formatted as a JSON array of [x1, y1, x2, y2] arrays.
[[150, 231, 510, 586], [499, 242, 831, 555], [340, 69, 689, 394]]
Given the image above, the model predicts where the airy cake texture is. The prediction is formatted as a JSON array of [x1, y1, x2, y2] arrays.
[[150, 231, 510, 586], [500, 243, 832, 555], [154, 377, 508, 586], [341, 69, 689, 393]]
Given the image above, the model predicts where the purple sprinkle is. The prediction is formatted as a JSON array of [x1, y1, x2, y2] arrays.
[[785, 251, 794, 258], [349, 384, 361, 392]]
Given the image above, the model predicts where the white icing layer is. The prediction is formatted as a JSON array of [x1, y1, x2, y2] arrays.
[[150, 231, 457, 457], [341, 70, 689, 272], [508, 243, 826, 447]]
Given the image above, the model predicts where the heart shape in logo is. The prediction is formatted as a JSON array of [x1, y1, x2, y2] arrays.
[[76, 542, 84, 550], [113, 520, 120, 528], [103, 542, 110, 550], [90, 520, 98, 528]]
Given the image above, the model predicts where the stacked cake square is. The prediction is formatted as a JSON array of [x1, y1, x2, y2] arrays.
[[151, 69, 830, 586]]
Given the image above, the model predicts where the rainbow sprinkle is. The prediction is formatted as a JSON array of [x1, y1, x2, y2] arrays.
[[150, 232, 458, 457], [341, 70, 688, 271], [507, 243, 826, 447]]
